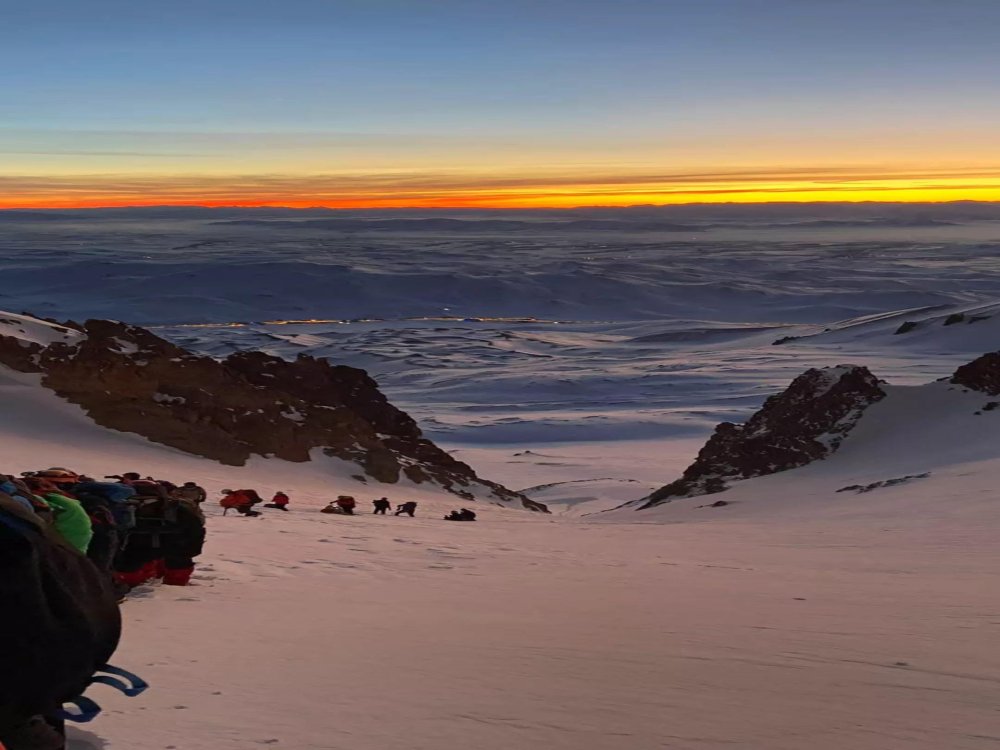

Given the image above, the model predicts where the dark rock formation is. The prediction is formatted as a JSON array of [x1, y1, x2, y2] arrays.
[[951, 351, 1000, 395], [0, 316, 543, 510], [639, 365, 886, 508]]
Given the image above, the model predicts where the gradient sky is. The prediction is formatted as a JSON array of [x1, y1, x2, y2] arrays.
[[3, 0, 1000, 208]]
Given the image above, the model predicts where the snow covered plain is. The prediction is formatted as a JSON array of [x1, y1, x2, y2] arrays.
[[2, 212, 1000, 748]]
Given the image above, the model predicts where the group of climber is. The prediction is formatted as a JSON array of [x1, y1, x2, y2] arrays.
[[319, 496, 476, 521], [0, 467, 208, 750], [219, 488, 290, 516], [1, 468, 208, 593], [321, 496, 422, 517]]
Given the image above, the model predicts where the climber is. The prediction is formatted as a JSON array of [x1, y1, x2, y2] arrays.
[[220, 488, 264, 516], [23, 475, 93, 554], [394, 501, 418, 517], [176, 481, 207, 504], [264, 491, 290, 511], [335, 495, 356, 515], [372, 497, 391, 515]]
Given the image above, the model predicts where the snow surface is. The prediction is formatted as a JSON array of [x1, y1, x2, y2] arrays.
[[0, 214, 998, 748], [0, 311, 83, 347]]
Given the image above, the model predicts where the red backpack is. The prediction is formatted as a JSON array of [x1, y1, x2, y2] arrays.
[[219, 491, 246, 509]]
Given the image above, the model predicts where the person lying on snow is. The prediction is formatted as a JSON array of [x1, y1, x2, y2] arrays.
[[220, 488, 264, 517], [263, 491, 290, 511], [444, 508, 477, 522], [0, 491, 121, 750]]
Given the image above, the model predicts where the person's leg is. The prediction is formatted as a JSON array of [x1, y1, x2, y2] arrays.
[[163, 555, 194, 585]]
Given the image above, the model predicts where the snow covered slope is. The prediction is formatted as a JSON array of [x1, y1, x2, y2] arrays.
[[611, 379, 1000, 523], [16, 355, 990, 750], [60, 377, 1000, 750]]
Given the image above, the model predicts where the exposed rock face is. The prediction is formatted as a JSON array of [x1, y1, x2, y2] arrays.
[[0, 316, 543, 510], [639, 365, 886, 508], [951, 351, 1000, 395]]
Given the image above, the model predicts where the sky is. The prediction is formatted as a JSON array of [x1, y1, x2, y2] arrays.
[[3, 0, 1000, 209]]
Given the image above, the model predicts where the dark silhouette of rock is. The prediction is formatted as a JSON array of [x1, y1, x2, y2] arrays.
[[951, 351, 1000, 395], [943, 313, 966, 326], [893, 321, 919, 335], [639, 365, 886, 508], [0, 316, 544, 510]]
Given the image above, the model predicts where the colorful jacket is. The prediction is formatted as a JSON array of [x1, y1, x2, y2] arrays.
[[41, 492, 93, 553]]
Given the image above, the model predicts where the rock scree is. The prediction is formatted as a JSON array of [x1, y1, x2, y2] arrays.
[[0, 315, 544, 510], [638, 365, 886, 508]]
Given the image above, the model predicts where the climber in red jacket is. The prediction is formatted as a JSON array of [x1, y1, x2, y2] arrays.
[[335, 495, 356, 515], [264, 491, 290, 511], [220, 489, 263, 516]]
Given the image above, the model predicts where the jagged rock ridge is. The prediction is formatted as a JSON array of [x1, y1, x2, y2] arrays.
[[0, 314, 544, 510], [951, 351, 1000, 395], [638, 365, 886, 508]]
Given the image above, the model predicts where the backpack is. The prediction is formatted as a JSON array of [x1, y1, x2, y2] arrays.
[[220, 493, 245, 509], [0, 498, 121, 739], [76, 495, 119, 571], [176, 484, 206, 504], [74, 482, 137, 532]]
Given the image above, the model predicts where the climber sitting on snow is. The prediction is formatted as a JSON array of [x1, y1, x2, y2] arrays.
[[320, 496, 357, 515], [264, 491, 290, 511], [444, 508, 477, 522], [220, 488, 264, 516]]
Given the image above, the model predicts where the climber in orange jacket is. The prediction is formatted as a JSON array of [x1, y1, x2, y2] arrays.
[[220, 489, 264, 516]]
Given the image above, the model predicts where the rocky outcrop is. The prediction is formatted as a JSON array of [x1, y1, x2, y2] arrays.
[[0, 316, 543, 510], [639, 365, 886, 508], [951, 351, 1000, 395]]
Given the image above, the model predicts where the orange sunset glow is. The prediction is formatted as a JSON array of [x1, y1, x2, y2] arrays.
[[5, 168, 1000, 210]]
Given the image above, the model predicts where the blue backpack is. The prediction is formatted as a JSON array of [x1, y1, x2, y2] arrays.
[[74, 482, 138, 531]]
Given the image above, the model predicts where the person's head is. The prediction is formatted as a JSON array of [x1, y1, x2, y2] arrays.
[[221, 488, 233, 495], [122, 472, 141, 481], [39, 468, 78, 485], [184, 481, 196, 487]]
